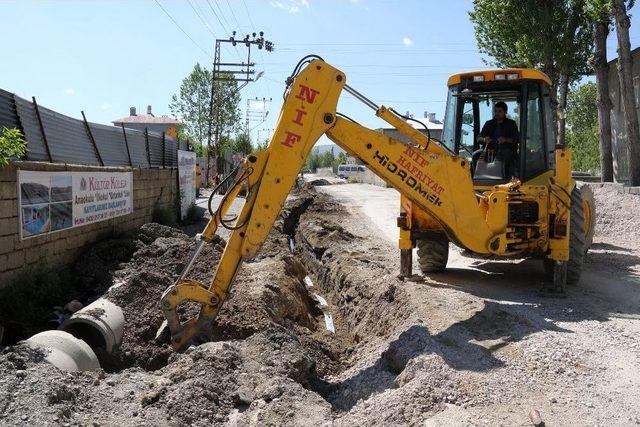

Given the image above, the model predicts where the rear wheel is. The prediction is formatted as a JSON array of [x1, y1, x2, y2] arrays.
[[416, 234, 449, 273], [566, 186, 587, 285], [545, 186, 587, 286], [579, 183, 596, 253]]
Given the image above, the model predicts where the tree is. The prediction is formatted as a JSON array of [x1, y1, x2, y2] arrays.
[[585, 0, 615, 182], [319, 150, 335, 168], [613, 0, 640, 185], [169, 64, 241, 157], [469, 0, 593, 145], [333, 152, 347, 171], [566, 83, 600, 172], [232, 131, 253, 155], [0, 127, 27, 167], [304, 152, 321, 172]]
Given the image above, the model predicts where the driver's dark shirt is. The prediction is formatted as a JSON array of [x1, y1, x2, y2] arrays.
[[480, 118, 519, 144]]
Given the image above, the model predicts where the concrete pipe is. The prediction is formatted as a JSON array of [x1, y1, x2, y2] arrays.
[[60, 298, 125, 354], [24, 330, 100, 372]]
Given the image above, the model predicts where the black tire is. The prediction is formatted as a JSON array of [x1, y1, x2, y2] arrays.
[[566, 186, 586, 285], [578, 183, 596, 253], [416, 234, 449, 273]]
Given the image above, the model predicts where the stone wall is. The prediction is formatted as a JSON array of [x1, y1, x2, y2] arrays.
[[348, 170, 391, 188], [0, 161, 178, 288]]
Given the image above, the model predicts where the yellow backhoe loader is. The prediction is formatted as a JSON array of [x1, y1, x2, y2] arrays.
[[160, 56, 595, 351]]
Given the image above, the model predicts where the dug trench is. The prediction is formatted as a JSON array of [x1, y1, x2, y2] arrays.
[[0, 184, 495, 425]]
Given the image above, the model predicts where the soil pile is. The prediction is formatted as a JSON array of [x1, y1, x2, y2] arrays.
[[7, 181, 636, 425], [591, 183, 640, 248]]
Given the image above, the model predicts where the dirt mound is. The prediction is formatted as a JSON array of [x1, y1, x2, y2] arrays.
[[2, 185, 501, 425], [309, 178, 331, 186], [591, 184, 640, 247], [96, 226, 224, 371]]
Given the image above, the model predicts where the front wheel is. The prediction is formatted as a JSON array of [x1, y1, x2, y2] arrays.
[[416, 234, 449, 273]]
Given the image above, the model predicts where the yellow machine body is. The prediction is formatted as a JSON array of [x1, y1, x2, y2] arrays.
[[160, 59, 583, 350]]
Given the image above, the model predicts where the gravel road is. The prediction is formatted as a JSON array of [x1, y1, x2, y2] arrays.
[[313, 179, 640, 425]]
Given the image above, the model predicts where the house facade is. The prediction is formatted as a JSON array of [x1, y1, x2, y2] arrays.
[[607, 47, 640, 183]]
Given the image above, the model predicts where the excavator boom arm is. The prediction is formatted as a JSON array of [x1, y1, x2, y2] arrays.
[[161, 58, 507, 350]]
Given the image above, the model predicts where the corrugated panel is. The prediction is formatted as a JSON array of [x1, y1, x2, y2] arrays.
[[89, 122, 130, 166], [147, 131, 164, 167], [125, 129, 149, 168], [37, 105, 100, 165], [0, 89, 21, 131], [165, 135, 178, 167], [14, 96, 50, 161]]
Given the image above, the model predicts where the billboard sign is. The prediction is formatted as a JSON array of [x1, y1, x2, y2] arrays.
[[18, 170, 132, 239]]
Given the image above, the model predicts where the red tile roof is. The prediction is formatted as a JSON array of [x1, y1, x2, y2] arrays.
[[112, 114, 181, 125]]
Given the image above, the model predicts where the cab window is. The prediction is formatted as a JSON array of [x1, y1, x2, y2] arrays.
[[524, 82, 546, 178], [442, 86, 458, 152]]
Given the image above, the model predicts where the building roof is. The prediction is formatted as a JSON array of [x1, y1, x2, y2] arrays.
[[607, 46, 640, 66], [112, 114, 181, 125], [447, 68, 552, 86]]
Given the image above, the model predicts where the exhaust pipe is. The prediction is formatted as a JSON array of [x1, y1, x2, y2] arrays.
[[60, 298, 124, 354], [24, 330, 100, 372]]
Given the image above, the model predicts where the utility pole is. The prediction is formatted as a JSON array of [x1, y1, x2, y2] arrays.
[[245, 97, 272, 134], [204, 31, 274, 187]]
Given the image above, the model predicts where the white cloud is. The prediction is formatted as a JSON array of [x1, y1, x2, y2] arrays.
[[402, 37, 414, 46], [100, 102, 113, 110], [64, 88, 75, 96], [269, 0, 307, 13]]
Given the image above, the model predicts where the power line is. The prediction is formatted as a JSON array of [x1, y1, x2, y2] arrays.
[[153, 0, 212, 58], [261, 62, 483, 69], [242, 0, 256, 28], [239, 0, 266, 69], [225, 0, 242, 30], [186, 0, 216, 37], [204, 0, 242, 60], [205, 0, 231, 33]]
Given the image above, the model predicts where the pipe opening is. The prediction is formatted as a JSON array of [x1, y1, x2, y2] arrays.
[[63, 322, 107, 352]]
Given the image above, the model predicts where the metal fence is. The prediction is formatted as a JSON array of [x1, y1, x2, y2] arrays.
[[0, 88, 191, 168]]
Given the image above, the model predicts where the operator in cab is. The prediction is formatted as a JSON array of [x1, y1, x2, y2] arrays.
[[479, 101, 519, 177]]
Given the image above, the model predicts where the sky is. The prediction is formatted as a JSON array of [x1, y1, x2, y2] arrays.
[[2, 0, 640, 147]]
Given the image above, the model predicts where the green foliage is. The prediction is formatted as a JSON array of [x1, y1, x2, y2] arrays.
[[566, 83, 600, 172], [334, 152, 347, 169], [0, 267, 73, 341], [305, 152, 321, 172], [0, 127, 28, 167], [469, 0, 593, 82], [304, 149, 347, 172], [231, 131, 253, 155], [584, 0, 613, 22], [169, 63, 241, 147]]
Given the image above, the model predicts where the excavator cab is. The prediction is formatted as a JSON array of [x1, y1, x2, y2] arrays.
[[440, 69, 555, 184]]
